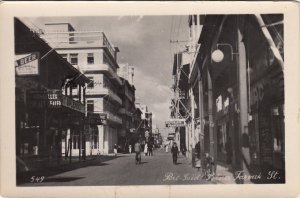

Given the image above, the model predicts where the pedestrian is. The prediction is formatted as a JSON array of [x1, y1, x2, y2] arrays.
[[195, 141, 201, 159], [129, 145, 132, 154], [144, 143, 148, 156], [148, 143, 153, 156], [165, 143, 169, 153], [114, 144, 118, 156], [171, 142, 179, 165], [181, 143, 186, 157], [134, 141, 142, 165]]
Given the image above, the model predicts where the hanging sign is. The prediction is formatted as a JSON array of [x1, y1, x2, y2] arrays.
[[15, 52, 40, 76], [165, 119, 185, 127]]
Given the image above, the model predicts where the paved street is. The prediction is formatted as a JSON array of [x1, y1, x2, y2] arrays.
[[21, 149, 210, 186]]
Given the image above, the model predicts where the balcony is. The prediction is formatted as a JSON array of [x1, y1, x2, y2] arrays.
[[106, 112, 122, 125], [83, 64, 122, 85], [83, 87, 122, 105], [40, 31, 116, 58], [61, 95, 85, 114], [118, 108, 133, 116]]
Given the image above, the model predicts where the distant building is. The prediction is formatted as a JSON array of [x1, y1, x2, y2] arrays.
[[118, 77, 136, 151], [118, 63, 134, 85], [135, 102, 152, 143]]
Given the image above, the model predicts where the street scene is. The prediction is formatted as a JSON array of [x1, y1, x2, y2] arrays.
[[15, 14, 284, 186]]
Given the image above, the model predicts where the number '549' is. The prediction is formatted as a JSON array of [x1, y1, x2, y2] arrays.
[[30, 176, 45, 183]]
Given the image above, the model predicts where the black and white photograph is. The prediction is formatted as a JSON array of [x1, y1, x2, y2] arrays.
[[14, 13, 285, 186], [0, 1, 300, 198]]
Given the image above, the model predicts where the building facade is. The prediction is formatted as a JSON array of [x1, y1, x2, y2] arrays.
[[118, 77, 137, 152], [41, 23, 123, 154], [172, 14, 284, 183], [15, 18, 90, 175], [135, 103, 153, 144]]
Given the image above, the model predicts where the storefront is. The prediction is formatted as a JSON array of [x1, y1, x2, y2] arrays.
[[245, 14, 284, 182], [248, 64, 284, 182], [15, 18, 90, 171]]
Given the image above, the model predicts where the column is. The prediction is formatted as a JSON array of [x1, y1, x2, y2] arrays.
[[190, 88, 195, 150], [207, 69, 215, 159], [198, 68, 205, 161], [104, 126, 109, 154], [98, 125, 104, 154], [238, 17, 251, 182]]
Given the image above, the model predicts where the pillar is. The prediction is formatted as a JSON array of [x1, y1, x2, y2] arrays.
[[207, 69, 215, 159], [198, 68, 205, 161], [190, 88, 195, 149], [238, 16, 251, 182]]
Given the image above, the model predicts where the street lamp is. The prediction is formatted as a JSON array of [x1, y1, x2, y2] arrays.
[[211, 43, 239, 63]]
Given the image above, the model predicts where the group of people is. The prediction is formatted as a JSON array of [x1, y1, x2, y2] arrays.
[[133, 141, 154, 165], [143, 143, 153, 156]]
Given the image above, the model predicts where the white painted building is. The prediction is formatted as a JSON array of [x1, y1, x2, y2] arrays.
[[41, 23, 122, 154]]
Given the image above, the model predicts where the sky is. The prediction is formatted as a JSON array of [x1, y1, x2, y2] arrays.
[[22, 16, 189, 136]]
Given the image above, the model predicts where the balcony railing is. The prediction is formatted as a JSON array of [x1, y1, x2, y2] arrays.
[[106, 112, 122, 124], [40, 31, 115, 58], [61, 95, 85, 114], [79, 87, 122, 105], [83, 64, 122, 85]]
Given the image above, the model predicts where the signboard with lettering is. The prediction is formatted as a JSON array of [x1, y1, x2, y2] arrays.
[[165, 119, 185, 127], [15, 52, 40, 76], [28, 90, 85, 114], [28, 90, 61, 109]]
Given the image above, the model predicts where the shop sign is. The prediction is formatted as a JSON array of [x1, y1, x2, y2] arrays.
[[15, 52, 40, 76], [28, 90, 61, 109], [250, 80, 266, 107], [165, 119, 185, 127], [61, 95, 85, 114]]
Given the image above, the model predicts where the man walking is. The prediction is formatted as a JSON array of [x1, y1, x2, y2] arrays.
[[134, 141, 142, 165], [171, 142, 179, 165], [148, 142, 153, 156]]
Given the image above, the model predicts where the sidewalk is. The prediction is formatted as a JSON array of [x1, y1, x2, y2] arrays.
[[211, 164, 236, 184]]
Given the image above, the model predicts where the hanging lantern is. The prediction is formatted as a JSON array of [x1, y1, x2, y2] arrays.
[[211, 49, 224, 63]]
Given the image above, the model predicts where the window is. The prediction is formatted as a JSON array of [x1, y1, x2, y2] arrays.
[[70, 54, 78, 65], [60, 54, 68, 61], [87, 53, 94, 65], [87, 77, 94, 89], [87, 100, 94, 113]]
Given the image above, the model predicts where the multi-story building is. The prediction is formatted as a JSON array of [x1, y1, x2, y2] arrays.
[[170, 15, 203, 156], [118, 77, 136, 152], [118, 63, 134, 85], [15, 18, 90, 177], [40, 23, 123, 154], [135, 102, 152, 143], [179, 14, 284, 183]]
